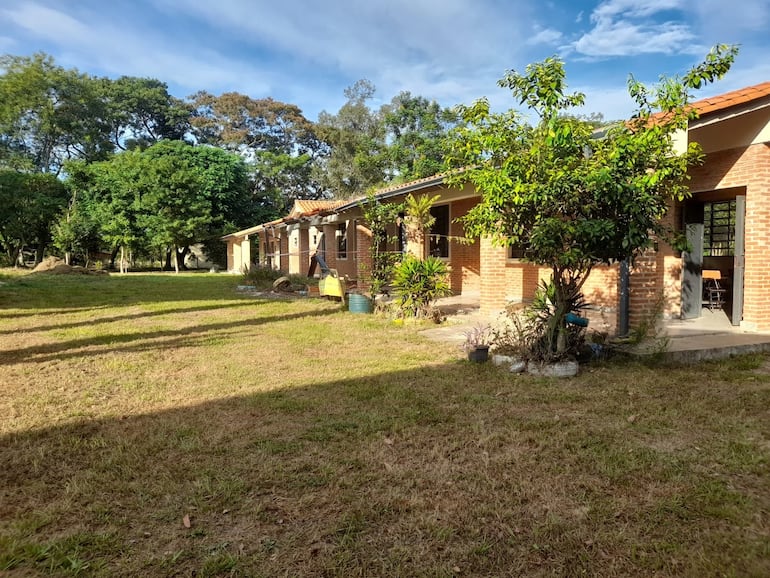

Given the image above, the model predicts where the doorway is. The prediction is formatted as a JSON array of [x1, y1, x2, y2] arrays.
[[682, 190, 745, 326]]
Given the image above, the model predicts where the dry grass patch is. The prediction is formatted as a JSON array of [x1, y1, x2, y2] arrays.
[[1, 271, 769, 576]]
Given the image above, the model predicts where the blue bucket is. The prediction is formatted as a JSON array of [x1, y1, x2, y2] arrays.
[[565, 312, 589, 327], [347, 293, 373, 314]]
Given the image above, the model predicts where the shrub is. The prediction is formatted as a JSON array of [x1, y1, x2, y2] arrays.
[[391, 255, 451, 318], [492, 280, 588, 362]]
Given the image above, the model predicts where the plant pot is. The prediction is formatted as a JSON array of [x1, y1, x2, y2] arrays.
[[347, 293, 373, 314], [492, 354, 526, 373], [527, 360, 579, 378], [467, 345, 489, 363]]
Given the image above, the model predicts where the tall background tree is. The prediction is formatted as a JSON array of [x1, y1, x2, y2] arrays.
[[382, 91, 459, 181], [314, 79, 388, 198], [102, 76, 191, 150], [189, 92, 325, 214], [0, 53, 113, 174], [447, 45, 738, 357]]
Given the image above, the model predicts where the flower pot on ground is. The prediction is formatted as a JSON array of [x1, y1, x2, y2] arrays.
[[527, 359, 579, 378], [347, 292, 373, 314], [462, 324, 491, 363], [467, 345, 490, 363]]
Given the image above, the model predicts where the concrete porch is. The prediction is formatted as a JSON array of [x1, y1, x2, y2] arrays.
[[423, 292, 770, 363]]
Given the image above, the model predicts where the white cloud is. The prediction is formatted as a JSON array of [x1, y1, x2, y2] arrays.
[[150, 0, 528, 76], [0, 2, 272, 96], [574, 0, 698, 57], [527, 27, 563, 46], [690, 0, 770, 38], [143, 0, 536, 114], [575, 84, 637, 121], [592, 0, 684, 20]]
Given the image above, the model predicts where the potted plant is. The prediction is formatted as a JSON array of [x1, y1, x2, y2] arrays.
[[462, 324, 491, 362]]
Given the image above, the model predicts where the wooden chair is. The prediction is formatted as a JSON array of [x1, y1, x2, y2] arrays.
[[702, 270, 727, 311]]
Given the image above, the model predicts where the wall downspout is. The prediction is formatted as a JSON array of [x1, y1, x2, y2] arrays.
[[619, 259, 630, 336]]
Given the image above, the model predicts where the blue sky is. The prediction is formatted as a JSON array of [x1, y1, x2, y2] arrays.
[[1, 0, 768, 122]]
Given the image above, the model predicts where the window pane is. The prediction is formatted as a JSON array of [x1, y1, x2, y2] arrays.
[[429, 205, 450, 258], [337, 223, 347, 259]]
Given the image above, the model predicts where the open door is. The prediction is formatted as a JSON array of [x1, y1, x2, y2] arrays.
[[682, 202, 704, 319], [731, 195, 745, 326]]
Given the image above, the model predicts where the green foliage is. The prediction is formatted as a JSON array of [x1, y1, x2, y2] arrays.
[[382, 92, 460, 181], [0, 53, 113, 173], [101, 75, 190, 150], [446, 45, 738, 354], [61, 142, 250, 271], [188, 91, 325, 211], [524, 279, 588, 361], [315, 82, 460, 198], [0, 170, 68, 265], [403, 193, 439, 253], [391, 255, 451, 318], [315, 80, 388, 199], [358, 192, 403, 295]]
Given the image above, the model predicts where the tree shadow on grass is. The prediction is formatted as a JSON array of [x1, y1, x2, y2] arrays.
[[0, 306, 337, 365], [0, 301, 262, 336], [1, 359, 768, 577]]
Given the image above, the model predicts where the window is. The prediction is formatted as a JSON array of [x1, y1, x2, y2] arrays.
[[703, 200, 736, 257], [429, 205, 450, 258], [508, 245, 526, 260], [336, 222, 347, 259]]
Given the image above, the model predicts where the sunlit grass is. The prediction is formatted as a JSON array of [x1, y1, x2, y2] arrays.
[[0, 271, 769, 576]]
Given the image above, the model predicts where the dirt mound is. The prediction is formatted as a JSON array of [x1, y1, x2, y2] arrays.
[[31, 257, 108, 276]]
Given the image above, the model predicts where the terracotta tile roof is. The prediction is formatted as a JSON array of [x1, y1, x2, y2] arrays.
[[334, 171, 459, 212], [292, 199, 343, 215], [687, 81, 770, 117]]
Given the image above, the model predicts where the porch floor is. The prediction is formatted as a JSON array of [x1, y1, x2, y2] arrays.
[[423, 293, 770, 364]]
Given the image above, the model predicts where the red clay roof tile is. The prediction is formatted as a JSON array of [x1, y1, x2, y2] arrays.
[[689, 81, 770, 117]]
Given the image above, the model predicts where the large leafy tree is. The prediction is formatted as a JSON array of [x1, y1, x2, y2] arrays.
[[60, 141, 252, 271], [189, 92, 325, 211], [0, 170, 68, 265], [0, 53, 113, 174], [102, 76, 190, 150], [382, 92, 460, 181], [446, 45, 738, 355], [315, 80, 388, 198], [142, 140, 253, 269]]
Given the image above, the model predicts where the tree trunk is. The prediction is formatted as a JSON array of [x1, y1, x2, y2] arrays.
[[550, 269, 569, 356], [110, 247, 119, 270], [176, 246, 190, 271], [120, 245, 126, 274], [34, 242, 45, 266], [163, 249, 173, 271], [11, 246, 21, 268], [173, 245, 179, 273]]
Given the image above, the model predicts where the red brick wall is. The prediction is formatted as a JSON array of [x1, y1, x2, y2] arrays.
[[449, 198, 481, 293], [479, 235, 618, 332], [627, 205, 682, 330]]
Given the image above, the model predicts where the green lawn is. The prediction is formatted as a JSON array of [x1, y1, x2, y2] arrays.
[[1, 271, 768, 576]]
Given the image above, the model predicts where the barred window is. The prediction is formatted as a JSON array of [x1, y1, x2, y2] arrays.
[[336, 223, 347, 259], [703, 200, 735, 257]]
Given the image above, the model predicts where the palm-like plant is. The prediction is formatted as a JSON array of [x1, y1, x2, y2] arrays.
[[391, 254, 451, 317]]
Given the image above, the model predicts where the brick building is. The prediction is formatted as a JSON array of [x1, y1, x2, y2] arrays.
[[223, 82, 770, 334]]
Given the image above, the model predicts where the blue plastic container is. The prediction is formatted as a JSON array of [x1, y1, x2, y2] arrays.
[[565, 312, 589, 327], [347, 293, 373, 314]]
